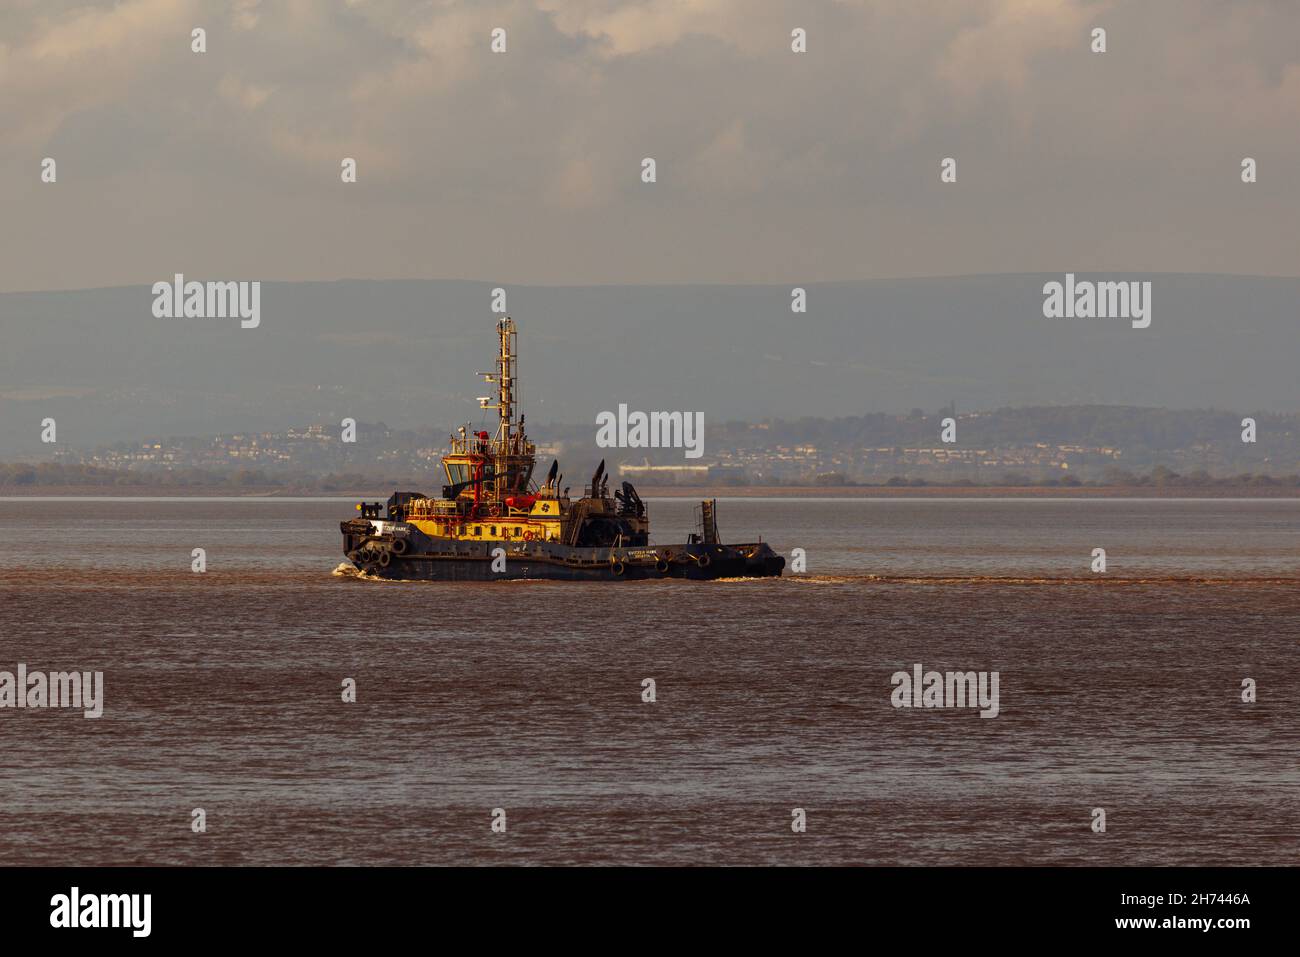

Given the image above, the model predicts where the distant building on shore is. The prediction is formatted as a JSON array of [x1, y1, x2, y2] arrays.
[[618, 461, 745, 485]]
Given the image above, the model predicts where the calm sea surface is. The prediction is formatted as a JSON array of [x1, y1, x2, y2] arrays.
[[1, 497, 1296, 865]]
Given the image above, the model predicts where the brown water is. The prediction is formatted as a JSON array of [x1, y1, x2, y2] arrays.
[[0, 497, 1296, 865]]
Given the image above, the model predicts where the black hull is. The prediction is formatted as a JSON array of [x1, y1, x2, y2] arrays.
[[340, 519, 784, 582]]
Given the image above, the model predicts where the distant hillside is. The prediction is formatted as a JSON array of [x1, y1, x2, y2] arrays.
[[17, 405, 1300, 485], [704, 406, 1298, 454], [2, 274, 1298, 456]]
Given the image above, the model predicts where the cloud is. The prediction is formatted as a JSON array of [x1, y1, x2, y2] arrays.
[[218, 74, 272, 111], [0, 0, 197, 145], [1, 0, 1298, 291], [232, 0, 262, 32]]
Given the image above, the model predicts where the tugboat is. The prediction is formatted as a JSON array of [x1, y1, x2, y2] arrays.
[[339, 318, 785, 581]]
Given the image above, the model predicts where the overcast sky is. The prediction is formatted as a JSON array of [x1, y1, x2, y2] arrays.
[[2, 0, 1298, 292]]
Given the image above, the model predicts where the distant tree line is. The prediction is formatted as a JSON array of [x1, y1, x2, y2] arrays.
[[702, 406, 1298, 451], [807, 466, 1300, 488], [0, 462, 428, 491], [5, 460, 1300, 491]]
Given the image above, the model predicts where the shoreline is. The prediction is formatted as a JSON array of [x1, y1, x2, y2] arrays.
[[3, 484, 1300, 499], [633, 485, 1300, 498]]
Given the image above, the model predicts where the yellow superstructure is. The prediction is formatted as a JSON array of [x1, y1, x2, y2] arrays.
[[395, 318, 581, 544]]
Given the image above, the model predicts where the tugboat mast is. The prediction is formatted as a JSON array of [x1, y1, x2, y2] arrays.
[[496, 317, 515, 452], [477, 319, 517, 443], [475, 318, 527, 501]]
